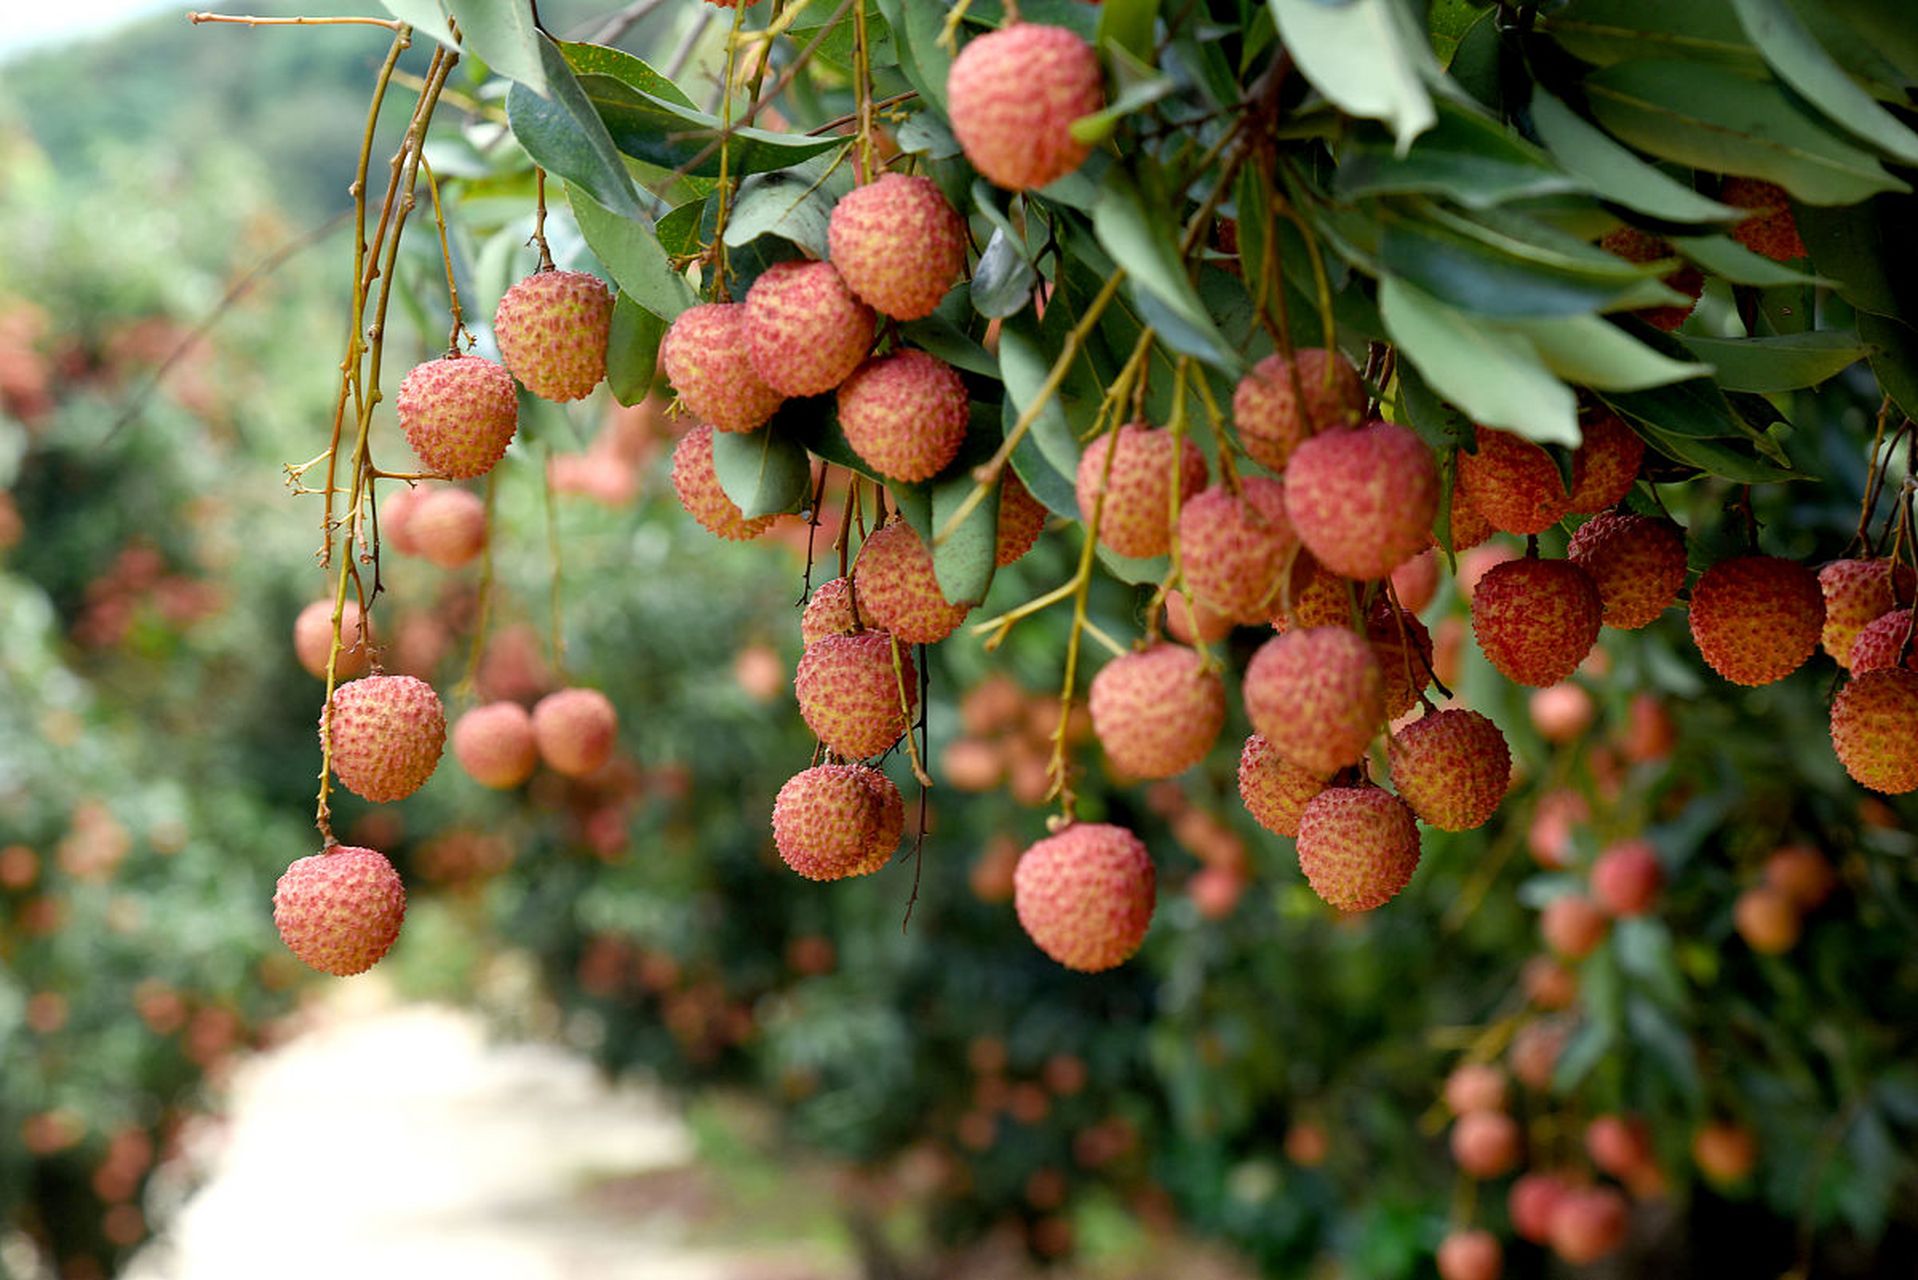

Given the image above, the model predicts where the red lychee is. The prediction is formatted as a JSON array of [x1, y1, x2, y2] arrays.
[[1848, 609, 1918, 674], [1566, 411, 1644, 513], [451, 701, 538, 789], [1387, 709, 1510, 832], [381, 485, 427, 556], [493, 269, 612, 402], [1591, 839, 1663, 916], [794, 631, 917, 759], [946, 23, 1104, 191], [1734, 884, 1801, 953], [408, 487, 488, 569], [1540, 893, 1607, 959], [273, 845, 406, 977], [1524, 954, 1579, 1009], [1446, 494, 1497, 553], [1283, 420, 1438, 581], [800, 577, 860, 646], [1509, 1172, 1570, 1243], [1471, 557, 1602, 686], [1243, 627, 1385, 777], [1075, 421, 1208, 560], [671, 424, 777, 541], [995, 471, 1048, 566], [1444, 1063, 1509, 1115], [837, 349, 969, 483], [1819, 558, 1915, 667], [396, 354, 519, 478], [1366, 597, 1434, 719], [1087, 644, 1225, 779], [1231, 348, 1365, 473], [1177, 476, 1296, 624], [1268, 553, 1351, 631], [1689, 554, 1824, 686], [1764, 844, 1836, 909], [1436, 1230, 1502, 1280], [1451, 1110, 1521, 1179], [531, 687, 618, 778], [1692, 1122, 1757, 1185], [1531, 682, 1595, 743], [1601, 225, 1703, 331], [1236, 733, 1327, 837], [742, 260, 876, 397], [852, 519, 971, 643], [1566, 512, 1686, 630], [1013, 822, 1156, 972], [1830, 667, 1918, 793], [827, 173, 967, 321], [1295, 785, 1422, 911], [772, 764, 904, 880], [1722, 177, 1806, 262], [1586, 1113, 1654, 1178], [294, 598, 375, 680], [1455, 426, 1571, 535], [1392, 548, 1440, 614], [659, 301, 785, 432], [324, 674, 446, 803], [1548, 1187, 1629, 1265]]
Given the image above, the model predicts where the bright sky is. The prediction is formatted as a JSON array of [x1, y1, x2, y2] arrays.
[[0, 0, 181, 61]]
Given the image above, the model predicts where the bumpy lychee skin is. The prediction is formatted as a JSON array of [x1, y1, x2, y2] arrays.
[[671, 425, 777, 541], [451, 701, 538, 789], [1566, 513, 1686, 630], [659, 302, 784, 432], [1178, 476, 1296, 624], [771, 764, 904, 880], [1231, 348, 1365, 473], [743, 260, 876, 397], [273, 845, 406, 977], [294, 598, 375, 680], [1689, 555, 1825, 686], [1819, 559, 1916, 667], [1445, 495, 1497, 553], [324, 675, 446, 803], [1722, 177, 1806, 263], [1243, 627, 1385, 776], [800, 577, 860, 646], [852, 520, 971, 643], [1601, 225, 1703, 332], [1284, 421, 1438, 581], [1237, 734, 1327, 838], [827, 174, 967, 320], [1566, 411, 1645, 513], [1436, 1229, 1502, 1280], [532, 687, 618, 778], [409, 488, 488, 569], [837, 350, 969, 483], [1088, 645, 1225, 779], [1295, 785, 1422, 912], [1270, 554, 1351, 631], [1366, 599, 1434, 719], [493, 269, 613, 402], [1013, 822, 1156, 972], [1075, 422, 1208, 559], [1830, 668, 1918, 794], [1592, 839, 1664, 916], [946, 23, 1104, 192], [1387, 709, 1511, 832], [1848, 609, 1918, 674], [1471, 557, 1602, 687], [396, 355, 519, 479], [995, 472, 1048, 566], [1456, 426, 1571, 535], [794, 631, 917, 759]]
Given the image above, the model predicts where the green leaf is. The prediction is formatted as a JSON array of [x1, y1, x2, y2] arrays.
[[1068, 71, 1180, 146], [999, 314, 1083, 511], [1582, 59, 1908, 204], [877, 0, 955, 114], [971, 227, 1038, 319], [605, 293, 664, 406], [1794, 198, 1906, 315], [580, 74, 846, 177], [1626, 997, 1704, 1103], [445, 0, 547, 97], [1860, 311, 1918, 424], [1336, 100, 1587, 209], [508, 37, 645, 220], [1091, 169, 1238, 371], [1817, 0, 1918, 90], [1509, 314, 1712, 390], [900, 311, 997, 378], [655, 199, 706, 259], [1542, 0, 1763, 72], [1394, 359, 1476, 454], [1379, 275, 1581, 444], [722, 165, 840, 259], [1598, 359, 1767, 440], [1676, 331, 1868, 392], [1097, 0, 1159, 59], [1552, 1018, 1616, 1093], [1271, 0, 1437, 153], [930, 468, 999, 607], [1730, 0, 1918, 164], [1668, 233, 1824, 286], [378, 0, 454, 48], [895, 111, 963, 160], [1095, 544, 1169, 586], [566, 184, 694, 321], [1528, 90, 1743, 224], [787, 4, 895, 72], [710, 423, 812, 519], [1633, 421, 1798, 481], [556, 41, 695, 108]]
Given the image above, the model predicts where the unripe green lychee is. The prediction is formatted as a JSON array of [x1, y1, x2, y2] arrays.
[[1295, 785, 1422, 911], [659, 302, 784, 432], [396, 355, 519, 479], [1366, 597, 1433, 719], [1387, 709, 1510, 832], [743, 260, 875, 396], [1451, 1110, 1521, 1179], [1548, 1187, 1629, 1265], [837, 349, 968, 483], [1284, 421, 1438, 581], [1591, 839, 1663, 916], [1231, 348, 1364, 473], [1566, 512, 1686, 630], [273, 844, 406, 976], [800, 577, 859, 646], [827, 173, 967, 320], [531, 687, 618, 778], [1244, 627, 1384, 776], [794, 631, 917, 759], [1087, 644, 1225, 779], [1847, 609, 1918, 674], [995, 472, 1048, 566], [493, 269, 612, 402], [772, 763, 904, 880], [1566, 410, 1645, 512], [1600, 225, 1703, 332], [1075, 421, 1208, 559], [946, 23, 1103, 192], [1456, 426, 1571, 535], [1830, 668, 1918, 793], [1012, 822, 1156, 972], [324, 674, 445, 803], [671, 424, 777, 541], [1721, 177, 1806, 262], [408, 488, 488, 569], [1436, 1229, 1502, 1280], [852, 519, 971, 643], [1236, 733, 1327, 837], [1689, 554, 1824, 686], [294, 598, 375, 680], [1540, 893, 1607, 959], [1177, 476, 1296, 624], [1819, 558, 1916, 667], [451, 701, 538, 789], [1471, 558, 1602, 686]]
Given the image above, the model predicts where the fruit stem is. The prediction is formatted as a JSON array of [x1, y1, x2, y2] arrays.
[[419, 153, 470, 353], [852, 0, 876, 183], [530, 168, 555, 272], [889, 636, 932, 788], [457, 469, 500, 701], [936, 0, 974, 53], [188, 12, 405, 28], [1044, 421, 1128, 819]]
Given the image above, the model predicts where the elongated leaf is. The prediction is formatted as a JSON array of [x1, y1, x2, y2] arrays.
[[606, 293, 664, 406], [580, 74, 845, 177], [999, 315, 1083, 510], [1677, 331, 1866, 392], [931, 467, 999, 606], [557, 41, 695, 107], [508, 37, 644, 220], [1380, 276, 1580, 444], [711, 422, 812, 519], [1528, 91, 1742, 224], [1731, 0, 1918, 164], [1632, 420, 1798, 481], [1599, 364, 1766, 441], [878, 0, 955, 113], [1860, 311, 1918, 424], [1098, 0, 1160, 59], [895, 111, 963, 160], [1338, 101, 1585, 209], [379, 0, 454, 47], [1272, 0, 1437, 154], [1543, 0, 1763, 71], [900, 312, 997, 377], [567, 185, 694, 321], [1511, 314, 1712, 390], [971, 227, 1038, 319], [1669, 233, 1823, 286], [445, 0, 547, 97], [1092, 169, 1237, 369], [1379, 207, 1681, 318], [723, 167, 838, 259]]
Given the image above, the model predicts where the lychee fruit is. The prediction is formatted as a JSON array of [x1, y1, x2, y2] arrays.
[[1386, 709, 1510, 832], [800, 577, 860, 646], [1591, 839, 1663, 916], [1734, 884, 1801, 953], [1012, 822, 1156, 972], [794, 631, 917, 759], [1689, 555, 1824, 685], [493, 269, 613, 402], [1455, 426, 1571, 535], [659, 302, 784, 432], [1471, 557, 1602, 686], [1530, 682, 1595, 743], [1586, 1113, 1654, 1178], [1268, 553, 1351, 631], [294, 598, 375, 680], [1366, 597, 1434, 719], [946, 23, 1103, 192], [1295, 785, 1422, 911], [1444, 1063, 1509, 1115], [1722, 177, 1806, 262], [1436, 1230, 1501, 1280], [1829, 667, 1918, 793], [1601, 225, 1703, 331], [382, 485, 427, 556], [1243, 627, 1385, 777], [852, 519, 971, 643], [1819, 558, 1915, 667], [1075, 421, 1208, 559], [1446, 494, 1497, 552], [1391, 548, 1439, 614], [1548, 1187, 1629, 1265], [408, 487, 488, 569], [1166, 589, 1234, 645], [837, 349, 969, 483], [1237, 735, 1327, 839], [272, 845, 406, 976], [1178, 476, 1296, 624], [1763, 844, 1835, 909], [1231, 348, 1365, 473], [1848, 609, 1918, 674], [531, 687, 618, 778], [323, 674, 445, 803], [771, 764, 904, 880], [396, 354, 519, 479], [995, 472, 1048, 566], [1087, 644, 1225, 779], [671, 424, 777, 541], [1451, 1110, 1521, 1179], [1284, 420, 1438, 581], [1529, 788, 1588, 869], [1524, 955, 1579, 1009], [451, 701, 538, 789], [1509, 1020, 1567, 1091], [1566, 410, 1645, 512], [742, 260, 875, 396], [1540, 893, 1607, 959], [1566, 513, 1686, 630], [1509, 1173, 1570, 1244], [827, 173, 967, 320], [1692, 1122, 1757, 1185]]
